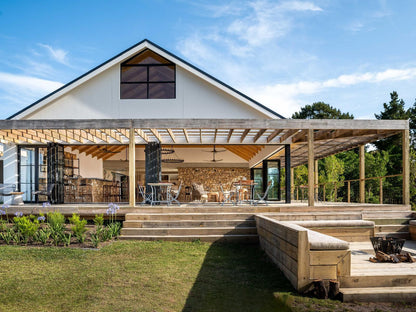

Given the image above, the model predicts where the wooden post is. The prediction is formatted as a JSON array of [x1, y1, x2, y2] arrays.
[[347, 181, 351, 203], [402, 129, 410, 206], [285, 144, 291, 203], [296, 186, 299, 201], [323, 184, 326, 202], [379, 177, 383, 204], [359, 145, 365, 203], [308, 129, 315, 207], [297, 230, 310, 291], [314, 159, 319, 201], [291, 167, 294, 201], [129, 126, 136, 207], [334, 182, 337, 202]]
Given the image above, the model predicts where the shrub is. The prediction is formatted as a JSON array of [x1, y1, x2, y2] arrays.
[[93, 214, 104, 227], [33, 228, 51, 245], [107, 222, 121, 238], [0, 227, 14, 244], [13, 215, 39, 244], [68, 214, 87, 244], [47, 211, 66, 246]]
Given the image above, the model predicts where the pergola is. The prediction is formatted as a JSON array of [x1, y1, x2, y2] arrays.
[[0, 118, 410, 207]]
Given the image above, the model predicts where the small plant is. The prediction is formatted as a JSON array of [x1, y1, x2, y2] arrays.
[[106, 203, 119, 224], [13, 215, 39, 244], [0, 219, 7, 232], [12, 231, 21, 244], [93, 214, 104, 227], [90, 232, 100, 248], [0, 227, 14, 244], [60, 232, 71, 247], [47, 211, 66, 246], [33, 228, 51, 245], [107, 222, 121, 238], [68, 214, 87, 244]]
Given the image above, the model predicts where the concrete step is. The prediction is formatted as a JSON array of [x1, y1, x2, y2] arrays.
[[375, 232, 410, 239], [374, 224, 409, 233], [125, 212, 256, 221], [118, 234, 259, 243], [341, 275, 416, 288], [340, 286, 416, 302], [120, 226, 258, 236], [123, 219, 255, 228], [368, 218, 411, 225]]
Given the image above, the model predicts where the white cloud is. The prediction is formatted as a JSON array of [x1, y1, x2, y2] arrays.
[[0, 72, 63, 117], [243, 67, 416, 118], [278, 1, 323, 11], [38, 43, 69, 65]]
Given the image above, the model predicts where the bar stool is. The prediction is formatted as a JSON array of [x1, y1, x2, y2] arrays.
[[184, 186, 192, 202]]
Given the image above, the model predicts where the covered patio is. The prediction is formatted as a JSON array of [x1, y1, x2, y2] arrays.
[[0, 118, 410, 208]]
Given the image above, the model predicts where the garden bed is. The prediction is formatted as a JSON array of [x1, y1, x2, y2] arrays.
[[0, 203, 121, 248]]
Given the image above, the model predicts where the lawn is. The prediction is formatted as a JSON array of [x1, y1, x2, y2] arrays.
[[0, 241, 413, 312]]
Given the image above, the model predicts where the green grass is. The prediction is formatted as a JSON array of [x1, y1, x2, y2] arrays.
[[0, 241, 294, 312]]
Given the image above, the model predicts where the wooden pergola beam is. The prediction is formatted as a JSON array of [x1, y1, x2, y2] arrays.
[[227, 129, 234, 143], [167, 129, 176, 143], [267, 129, 283, 143], [253, 129, 266, 143], [240, 129, 250, 143]]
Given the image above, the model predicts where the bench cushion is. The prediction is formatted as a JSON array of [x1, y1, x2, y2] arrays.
[[307, 230, 350, 250], [409, 220, 416, 226], [294, 220, 375, 228]]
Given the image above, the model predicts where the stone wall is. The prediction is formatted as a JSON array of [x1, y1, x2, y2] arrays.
[[177, 167, 250, 201]]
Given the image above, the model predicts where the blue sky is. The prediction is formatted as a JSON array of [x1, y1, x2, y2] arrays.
[[1, 0, 416, 119]]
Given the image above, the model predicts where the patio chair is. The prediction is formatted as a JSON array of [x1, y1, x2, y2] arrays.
[[219, 184, 235, 206], [253, 180, 273, 206], [191, 183, 208, 201], [169, 182, 182, 205], [137, 183, 152, 205], [32, 184, 55, 204]]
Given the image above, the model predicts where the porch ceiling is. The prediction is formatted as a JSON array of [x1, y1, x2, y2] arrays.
[[0, 118, 407, 167]]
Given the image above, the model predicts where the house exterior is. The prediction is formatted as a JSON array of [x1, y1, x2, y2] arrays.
[[0, 39, 409, 207]]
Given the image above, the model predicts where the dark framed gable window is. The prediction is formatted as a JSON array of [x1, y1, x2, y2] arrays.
[[120, 49, 176, 99]]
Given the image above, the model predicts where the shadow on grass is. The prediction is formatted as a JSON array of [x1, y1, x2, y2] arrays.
[[182, 241, 295, 312]]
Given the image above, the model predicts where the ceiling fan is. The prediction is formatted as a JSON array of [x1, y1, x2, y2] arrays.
[[99, 146, 119, 154], [204, 145, 226, 162]]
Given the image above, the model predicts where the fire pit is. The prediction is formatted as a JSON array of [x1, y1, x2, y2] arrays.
[[369, 236, 415, 263], [370, 236, 405, 254]]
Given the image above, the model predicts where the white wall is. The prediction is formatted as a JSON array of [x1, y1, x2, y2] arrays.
[[23, 65, 270, 120], [66, 148, 103, 179], [2, 144, 18, 204]]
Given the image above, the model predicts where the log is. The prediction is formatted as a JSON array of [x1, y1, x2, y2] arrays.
[[369, 257, 378, 263], [406, 252, 416, 263], [390, 254, 400, 263], [313, 279, 328, 299], [328, 280, 340, 300], [376, 251, 391, 262]]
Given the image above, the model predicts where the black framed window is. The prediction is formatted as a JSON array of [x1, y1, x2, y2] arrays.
[[120, 49, 175, 99]]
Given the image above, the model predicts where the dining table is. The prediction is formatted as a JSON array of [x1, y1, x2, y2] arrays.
[[148, 182, 173, 205], [232, 180, 258, 205]]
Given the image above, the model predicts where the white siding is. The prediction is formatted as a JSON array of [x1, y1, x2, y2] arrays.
[[23, 65, 269, 120]]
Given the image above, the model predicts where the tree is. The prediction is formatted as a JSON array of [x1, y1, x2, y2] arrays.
[[291, 102, 354, 119]]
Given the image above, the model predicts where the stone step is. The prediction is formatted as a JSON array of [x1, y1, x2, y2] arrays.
[[367, 218, 411, 225], [340, 286, 416, 302], [375, 232, 410, 239], [123, 219, 256, 228], [125, 213, 256, 221], [120, 226, 258, 236], [118, 234, 259, 243], [340, 275, 416, 288], [374, 224, 409, 233]]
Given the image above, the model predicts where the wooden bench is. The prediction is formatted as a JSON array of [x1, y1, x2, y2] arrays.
[[409, 220, 416, 240], [255, 215, 351, 292], [292, 220, 375, 242]]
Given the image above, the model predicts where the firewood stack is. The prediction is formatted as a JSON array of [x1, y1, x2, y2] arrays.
[[369, 251, 416, 263]]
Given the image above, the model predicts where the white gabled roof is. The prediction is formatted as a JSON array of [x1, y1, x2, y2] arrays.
[[8, 39, 284, 120]]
